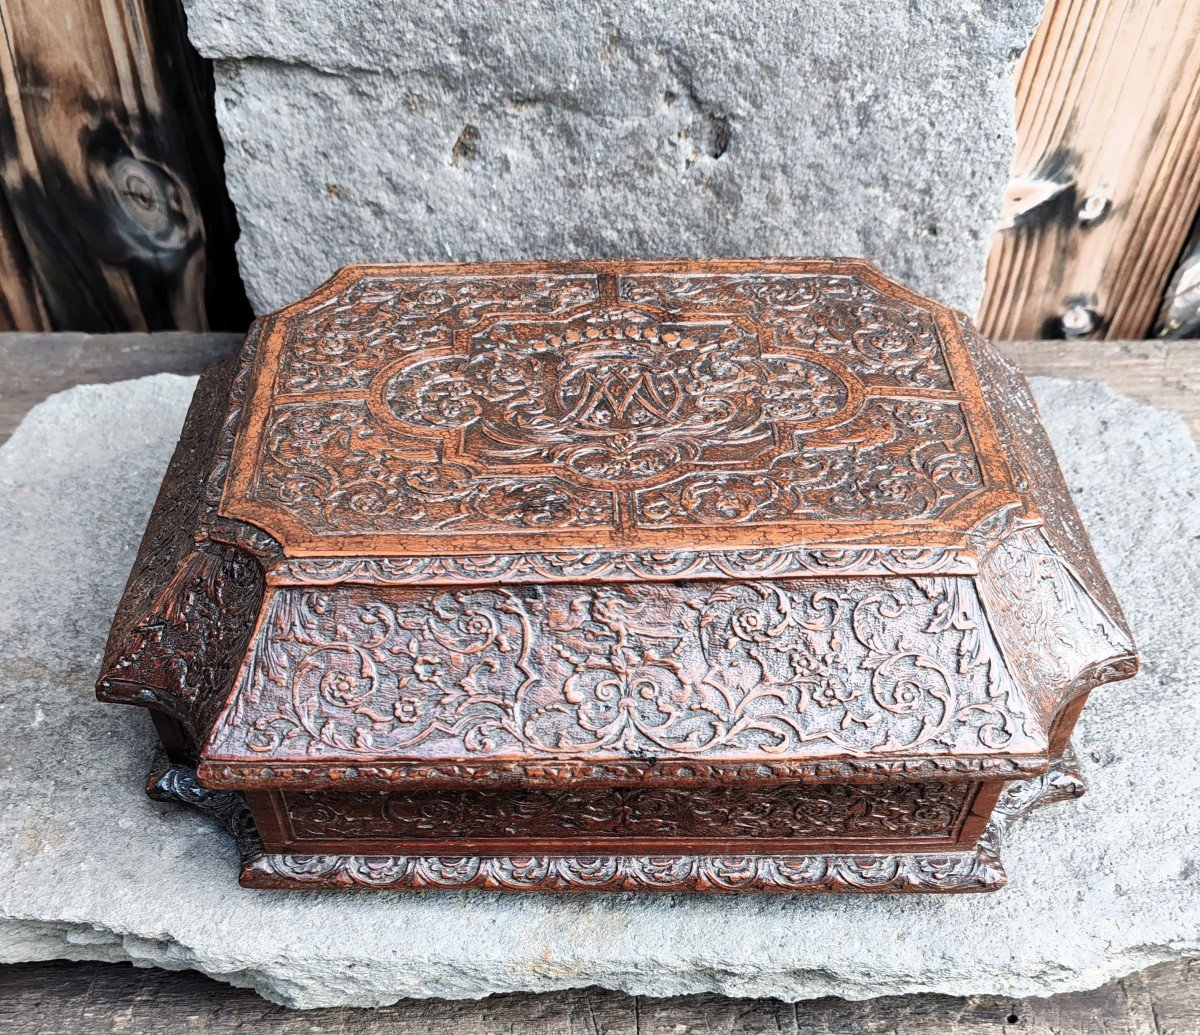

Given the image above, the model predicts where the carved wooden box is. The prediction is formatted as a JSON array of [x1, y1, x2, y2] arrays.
[[97, 260, 1137, 893]]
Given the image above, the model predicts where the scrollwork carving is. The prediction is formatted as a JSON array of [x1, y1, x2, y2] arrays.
[[268, 543, 976, 587], [217, 264, 1021, 556], [282, 781, 971, 842], [204, 575, 1042, 770], [144, 752, 1094, 894]]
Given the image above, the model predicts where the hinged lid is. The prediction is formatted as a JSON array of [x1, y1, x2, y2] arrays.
[[216, 259, 1030, 583], [97, 260, 1138, 794]]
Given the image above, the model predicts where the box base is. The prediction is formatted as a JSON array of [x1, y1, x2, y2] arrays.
[[146, 753, 1085, 894]]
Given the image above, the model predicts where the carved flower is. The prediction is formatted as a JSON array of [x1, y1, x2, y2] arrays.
[[412, 655, 443, 683], [420, 378, 481, 426], [393, 696, 422, 723], [319, 669, 373, 708], [286, 412, 328, 438], [472, 482, 577, 526], [680, 476, 781, 523], [811, 676, 861, 709], [729, 607, 767, 642]]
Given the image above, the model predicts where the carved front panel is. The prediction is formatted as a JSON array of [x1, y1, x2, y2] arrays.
[[274, 782, 976, 852], [220, 262, 1024, 558], [204, 574, 1044, 774]]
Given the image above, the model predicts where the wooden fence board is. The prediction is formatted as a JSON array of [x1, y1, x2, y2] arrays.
[[979, 0, 1200, 342], [0, 0, 248, 332], [0, 958, 1195, 1034]]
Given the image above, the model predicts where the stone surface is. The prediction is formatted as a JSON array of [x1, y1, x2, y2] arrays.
[[182, 0, 1043, 316], [0, 373, 1197, 1009]]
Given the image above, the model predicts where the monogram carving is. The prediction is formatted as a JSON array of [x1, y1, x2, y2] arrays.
[[281, 781, 971, 843], [219, 263, 1022, 557], [204, 575, 1042, 769], [379, 307, 859, 490]]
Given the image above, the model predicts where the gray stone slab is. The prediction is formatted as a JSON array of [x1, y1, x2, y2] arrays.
[[182, 0, 1043, 316], [0, 374, 1197, 1009]]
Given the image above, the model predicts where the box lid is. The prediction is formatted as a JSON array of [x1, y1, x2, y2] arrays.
[[218, 259, 1027, 581], [97, 260, 1138, 792]]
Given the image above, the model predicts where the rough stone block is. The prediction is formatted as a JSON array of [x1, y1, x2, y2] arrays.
[[0, 373, 1196, 1008], [181, 0, 1043, 315]]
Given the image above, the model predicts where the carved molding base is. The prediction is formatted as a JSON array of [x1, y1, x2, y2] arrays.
[[145, 750, 1086, 894]]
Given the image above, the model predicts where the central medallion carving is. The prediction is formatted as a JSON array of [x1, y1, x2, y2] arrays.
[[226, 268, 1015, 546], [377, 305, 860, 490]]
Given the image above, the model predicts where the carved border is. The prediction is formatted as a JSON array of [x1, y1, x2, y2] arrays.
[[266, 543, 978, 587], [197, 754, 1046, 791], [212, 260, 1026, 564], [151, 751, 1086, 894]]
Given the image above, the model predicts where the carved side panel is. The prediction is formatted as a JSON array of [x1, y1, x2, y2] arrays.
[[977, 526, 1137, 729], [203, 574, 1044, 781], [967, 320, 1130, 630], [97, 355, 266, 754], [101, 355, 239, 662], [141, 752, 1093, 894], [276, 780, 975, 846], [98, 544, 263, 752]]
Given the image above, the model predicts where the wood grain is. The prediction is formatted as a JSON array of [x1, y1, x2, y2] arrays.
[[980, 0, 1200, 342], [1001, 339, 1200, 444], [0, 186, 45, 330], [0, 957, 1195, 1034], [0, 0, 249, 332]]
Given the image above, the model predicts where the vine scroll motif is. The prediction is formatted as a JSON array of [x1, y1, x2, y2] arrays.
[[221, 266, 1021, 553], [282, 780, 972, 842], [142, 752, 1093, 894], [206, 575, 1042, 765]]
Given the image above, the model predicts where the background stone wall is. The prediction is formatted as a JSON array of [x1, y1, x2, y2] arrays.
[[182, 0, 1044, 315]]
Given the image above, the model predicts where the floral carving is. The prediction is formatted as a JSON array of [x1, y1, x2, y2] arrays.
[[220, 266, 1020, 553], [144, 754, 1096, 894], [282, 781, 971, 843], [276, 273, 601, 392], [100, 263, 1140, 897], [206, 575, 1042, 766], [978, 527, 1136, 720], [619, 271, 953, 390], [98, 543, 263, 749], [242, 846, 1006, 894]]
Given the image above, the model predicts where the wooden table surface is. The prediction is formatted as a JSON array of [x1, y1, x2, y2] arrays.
[[0, 333, 1196, 1034]]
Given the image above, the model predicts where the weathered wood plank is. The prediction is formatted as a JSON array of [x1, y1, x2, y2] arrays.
[[999, 338, 1200, 444], [980, 0, 1200, 341], [0, 184, 46, 330], [0, 0, 249, 332], [0, 330, 239, 444], [0, 958, 1194, 1034], [1155, 216, 1200, 339]]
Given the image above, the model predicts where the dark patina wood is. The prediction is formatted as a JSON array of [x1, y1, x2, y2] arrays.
[[96, 259, 1138, 893]]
